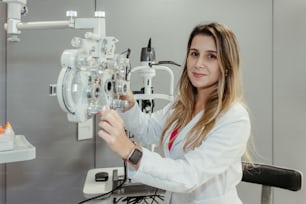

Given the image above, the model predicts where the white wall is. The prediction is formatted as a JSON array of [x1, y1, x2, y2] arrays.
[[274, 0, 306, 203]]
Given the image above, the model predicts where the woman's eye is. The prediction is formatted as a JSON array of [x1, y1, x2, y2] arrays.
[[190, 51, 199, 57], [207, 54, 217, 59]]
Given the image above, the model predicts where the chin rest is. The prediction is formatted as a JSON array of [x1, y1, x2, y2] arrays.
[[242, 162, 303, 204]]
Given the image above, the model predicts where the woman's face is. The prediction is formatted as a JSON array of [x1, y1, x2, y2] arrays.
[[187, 34, 220, 93]]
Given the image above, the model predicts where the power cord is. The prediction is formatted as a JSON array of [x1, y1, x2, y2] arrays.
[[112, 188, 164, 204]]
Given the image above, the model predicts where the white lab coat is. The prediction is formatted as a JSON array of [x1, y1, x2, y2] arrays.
[[120, 101, 250, 204]]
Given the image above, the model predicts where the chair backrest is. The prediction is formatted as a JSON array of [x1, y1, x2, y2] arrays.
[[242, 162, 302, 191]]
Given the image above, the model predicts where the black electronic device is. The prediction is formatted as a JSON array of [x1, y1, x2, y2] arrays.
[[95, 172, 109, 182]]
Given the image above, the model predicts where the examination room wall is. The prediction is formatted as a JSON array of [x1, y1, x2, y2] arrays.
[[0, 4, 6, 203], [1, 1, 96, 204], [0, 0, 304, 204]]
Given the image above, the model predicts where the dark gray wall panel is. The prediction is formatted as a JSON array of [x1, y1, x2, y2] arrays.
[[0, 3, 7, 204], [5, 0, 95, 203]]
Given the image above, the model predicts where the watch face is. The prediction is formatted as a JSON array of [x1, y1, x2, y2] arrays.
[[129, 148, 143, 165]]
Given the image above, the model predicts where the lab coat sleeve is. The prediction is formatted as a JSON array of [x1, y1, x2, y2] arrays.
[[128, 104, 251, 193], [119, 103, 172, 144]]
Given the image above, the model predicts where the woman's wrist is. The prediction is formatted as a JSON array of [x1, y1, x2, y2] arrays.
[[122, 140, 135, 160]]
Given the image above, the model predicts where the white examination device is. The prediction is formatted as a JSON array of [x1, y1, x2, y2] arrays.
[[128, 38, 179, 113], [2, 0, 130, 123], [54, 36, 130, 122]]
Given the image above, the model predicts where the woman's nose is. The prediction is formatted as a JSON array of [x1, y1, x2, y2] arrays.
[[195, 56, 206, 69]]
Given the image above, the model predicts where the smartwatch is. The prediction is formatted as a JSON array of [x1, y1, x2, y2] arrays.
[[127, 143, 143, 165]]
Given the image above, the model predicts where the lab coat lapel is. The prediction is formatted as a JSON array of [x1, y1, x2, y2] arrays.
[[164, 110, 204, 158]]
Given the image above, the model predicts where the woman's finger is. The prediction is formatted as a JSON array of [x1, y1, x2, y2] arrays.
[[98, 129, 114, 144], [100, 109, 123, 128], [98, 120, 112, 134]]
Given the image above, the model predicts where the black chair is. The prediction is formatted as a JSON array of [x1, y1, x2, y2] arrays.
[[242, 162, 303, 204]]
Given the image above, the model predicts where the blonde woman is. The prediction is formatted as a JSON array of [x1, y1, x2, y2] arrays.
[[98, 22, 251, 204]]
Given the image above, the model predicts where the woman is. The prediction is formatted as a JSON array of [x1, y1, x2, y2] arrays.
[[98, 22, 251, 204]]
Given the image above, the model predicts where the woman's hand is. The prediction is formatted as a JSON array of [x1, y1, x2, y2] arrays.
[[120, 90, 136, 112], [98, 105, 134, 160]]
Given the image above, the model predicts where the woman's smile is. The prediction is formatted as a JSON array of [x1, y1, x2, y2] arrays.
[[192, 72, 207, 78]]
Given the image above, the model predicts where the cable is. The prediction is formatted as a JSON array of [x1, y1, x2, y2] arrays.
[[78, 161, 127, 204], [150, 188, 158, 204], [120, 48, 131, 58], [120, 48, 132, 80], [114, 188, 164, 204], [113, 196, 125, 204]]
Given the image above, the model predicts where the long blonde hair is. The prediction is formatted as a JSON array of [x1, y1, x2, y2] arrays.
[[161, 22, 245, 151]]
